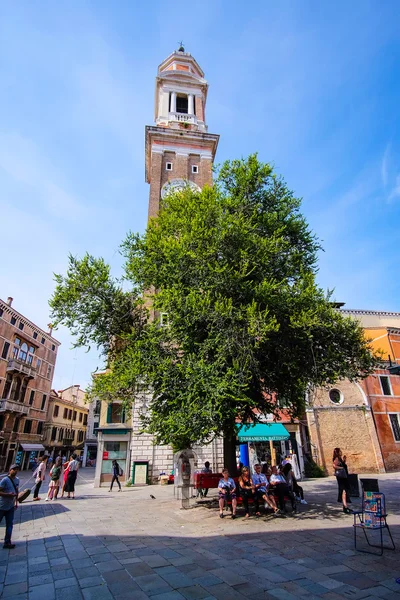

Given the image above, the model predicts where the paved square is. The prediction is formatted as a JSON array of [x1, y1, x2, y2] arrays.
[[1, 470, 399, 599]]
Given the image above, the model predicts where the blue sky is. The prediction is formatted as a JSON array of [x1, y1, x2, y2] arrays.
[[1, 1, 400, 390]]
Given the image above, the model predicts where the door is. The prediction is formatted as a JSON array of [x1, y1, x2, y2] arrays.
[[5, 449, 14, 471]]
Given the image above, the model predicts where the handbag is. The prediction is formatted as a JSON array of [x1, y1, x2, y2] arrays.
[[335, 467, 347, 479]]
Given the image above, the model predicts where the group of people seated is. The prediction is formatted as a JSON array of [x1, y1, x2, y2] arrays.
[[217, 459, 307, 519]]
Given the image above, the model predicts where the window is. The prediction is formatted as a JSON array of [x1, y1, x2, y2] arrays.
[[108, 403, 125, 424], [73, 411, 77, 421], [71, 430, 75, 440], [166, 162, 173, 171], [3, 375, 12, 399], [36, 358, 41, 371], [160, 313, 169, 327], [33, 332, 38, 340], [11, 378, 22, 401], [58, 428, 64, 441], [68, 410, 72, 420], [51, 426, 57, 441], [20, 380, 28, 403], [41, 337, 45, 345], [52, 344, 55, 351], [54, 405, 59, 417], [47, 366, 52, 378], [192, 165, 198, 174], [63, 408, 68, 419], [83, 414, 88, 426], [24, 419, 32, 434], [389, 414, 400, 442], [19, 343, 28, 362], [41, 394, 47, 411], [79, 412, 83, 423], [329, 389, 343, 404], [11, 316, 16, 325], [13, 417, 20, 432], [18, 322, 24, 331], [380, 376, 392, 396], [29, 390, 35, 405], [0, 308, 3, 317], [1, 342, 10, 359], [37, 421, 43, 435], [176, 94, 188, 114], [93, 422, 99, 436]]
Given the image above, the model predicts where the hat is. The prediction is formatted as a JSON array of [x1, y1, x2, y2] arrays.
[[9, 464, 20, 471]]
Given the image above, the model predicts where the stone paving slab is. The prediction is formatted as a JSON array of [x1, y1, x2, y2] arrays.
[[0, 470, 399, 599]]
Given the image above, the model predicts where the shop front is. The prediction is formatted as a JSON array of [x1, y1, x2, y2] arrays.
[[94, 426, 131, 487], [18, 443, 46, 470]]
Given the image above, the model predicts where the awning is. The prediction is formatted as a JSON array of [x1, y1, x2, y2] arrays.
[[20, 444, 45, 451], [237, 423, 289, 442]]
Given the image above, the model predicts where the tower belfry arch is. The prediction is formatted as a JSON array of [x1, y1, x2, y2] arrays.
[[145, 46, 219, 219]]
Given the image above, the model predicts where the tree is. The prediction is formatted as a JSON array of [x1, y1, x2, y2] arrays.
[[50, 155, 378, 451]]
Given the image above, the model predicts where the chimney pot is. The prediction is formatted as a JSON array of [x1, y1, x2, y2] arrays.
[[48, 323, 53, 335], [6, 297, 13, 307]]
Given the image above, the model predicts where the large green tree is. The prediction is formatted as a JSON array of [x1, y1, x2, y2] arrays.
[[49, 155, 378, 450]]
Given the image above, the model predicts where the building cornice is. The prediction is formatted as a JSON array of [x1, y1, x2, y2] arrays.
[[0, 298, 61, 346], [341, 308, 400, 318]]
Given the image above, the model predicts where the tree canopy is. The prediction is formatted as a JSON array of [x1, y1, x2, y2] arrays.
[[49, 155, 378, 449]]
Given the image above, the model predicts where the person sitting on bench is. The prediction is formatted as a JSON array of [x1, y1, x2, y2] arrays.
[[282, 462, 307, 505], [218, 468, 237, 519], [200, 461, 212, 498], [252, 463, 278, 515], [269, 466, 296, 513], [238, 466, 255, 519]]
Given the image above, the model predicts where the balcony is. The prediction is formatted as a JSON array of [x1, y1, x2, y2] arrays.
[[63, 437, 74, 446], [168, 112, 197, 124], [7, 358, 36, 379], [0, 399, 29, 415]]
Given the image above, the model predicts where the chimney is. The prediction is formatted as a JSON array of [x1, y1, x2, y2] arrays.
[[48, 323, 53, 335], [6, 297, 13, 307]]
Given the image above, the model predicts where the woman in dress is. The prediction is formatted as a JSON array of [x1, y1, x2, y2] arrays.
[[333, 448, 351, 514], [60, 458, 70, 498], [45, 457, 62, 501], [64, 454, 79, 499]]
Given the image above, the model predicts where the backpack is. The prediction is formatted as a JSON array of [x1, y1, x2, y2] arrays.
[[118, 466, 123, 477]]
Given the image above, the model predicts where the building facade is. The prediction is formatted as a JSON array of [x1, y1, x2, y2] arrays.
[[307, 309, 400, 474], [43, 385, 88, 459], [82, 398, 100, 467], [0, 297, 60, 471]]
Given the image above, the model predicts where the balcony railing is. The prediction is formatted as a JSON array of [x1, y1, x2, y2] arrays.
[[7, 358, 36, 379], [0, 399, 29, 415], [168, 112, 197, 124]]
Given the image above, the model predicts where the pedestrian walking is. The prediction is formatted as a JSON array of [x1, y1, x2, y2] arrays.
[[333, 448, 352, 514], [33, 456, 48, 501], [45, 457, 62, 501], [0, 464, 20, 549], [109, 460, 122, 492], [64, 454, 79, 499]]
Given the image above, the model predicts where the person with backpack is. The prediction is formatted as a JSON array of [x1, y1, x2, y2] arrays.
[[109, 460, 122, 492], [0, 464, 20, 549], [45, 457, 63, 501]]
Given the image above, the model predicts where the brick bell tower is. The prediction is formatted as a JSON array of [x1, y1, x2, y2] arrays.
[[145, 45, 219, 219]]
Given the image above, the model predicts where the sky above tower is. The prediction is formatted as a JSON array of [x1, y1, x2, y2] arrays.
[[1, 1, 399, 390]]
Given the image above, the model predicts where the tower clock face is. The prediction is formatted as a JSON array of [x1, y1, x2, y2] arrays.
[[161, 178, 201, 199]]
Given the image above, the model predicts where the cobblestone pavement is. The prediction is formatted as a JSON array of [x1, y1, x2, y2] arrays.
[[1, 469, 400, 599]]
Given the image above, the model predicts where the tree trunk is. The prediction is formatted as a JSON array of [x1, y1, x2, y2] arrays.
[[223, 434, 238, 476]]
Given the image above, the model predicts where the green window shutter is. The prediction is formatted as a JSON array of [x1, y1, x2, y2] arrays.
[[106, 403, 112, 423]]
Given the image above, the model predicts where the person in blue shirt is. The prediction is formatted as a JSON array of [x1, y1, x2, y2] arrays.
[[252, 463, 278, 514], [218, 468, 237, 519], [0, 464, 20, 549]]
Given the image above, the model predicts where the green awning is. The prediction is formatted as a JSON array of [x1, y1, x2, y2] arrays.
[[237, 423, 289, 442]]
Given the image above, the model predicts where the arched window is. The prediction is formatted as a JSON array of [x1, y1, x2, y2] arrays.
[[19, 343, 28, 362]]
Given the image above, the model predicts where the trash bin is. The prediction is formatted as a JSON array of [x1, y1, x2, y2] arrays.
[[348, 473, 360, 497]]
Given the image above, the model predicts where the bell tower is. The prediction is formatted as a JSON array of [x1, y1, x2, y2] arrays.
[[145, 46, 220, 219]]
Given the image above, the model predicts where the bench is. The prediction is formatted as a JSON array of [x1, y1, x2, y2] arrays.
[[194, 472, 292, 511]]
